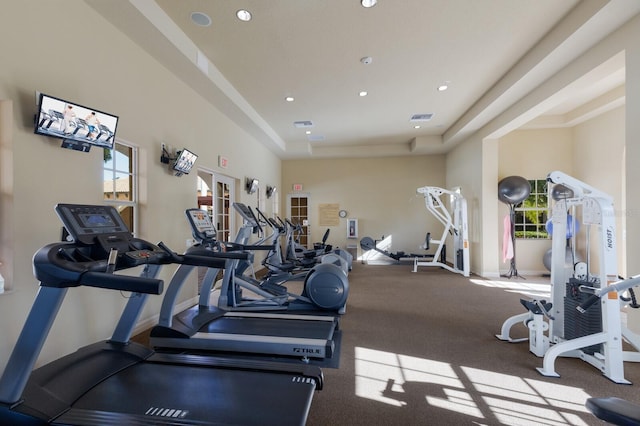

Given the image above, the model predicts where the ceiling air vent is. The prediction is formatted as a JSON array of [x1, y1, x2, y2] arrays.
[[410, 113, 434, 122], [293, 120, 314, 128]]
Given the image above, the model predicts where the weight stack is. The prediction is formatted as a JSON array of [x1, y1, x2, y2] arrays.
[[564, 278, 602, 355]]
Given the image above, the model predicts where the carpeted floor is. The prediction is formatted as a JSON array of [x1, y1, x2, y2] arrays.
[[303, 262, 639, 426], [134, 262, 640, 425]]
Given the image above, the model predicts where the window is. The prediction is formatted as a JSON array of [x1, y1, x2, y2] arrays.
[[514, 179, 549, 239], [103, 141, 137, 234]]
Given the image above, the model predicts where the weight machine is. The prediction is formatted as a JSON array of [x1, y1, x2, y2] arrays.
[[496, 171, 640, 383], [412, 186, 470, 277]]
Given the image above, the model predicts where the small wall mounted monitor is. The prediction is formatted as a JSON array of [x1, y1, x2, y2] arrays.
[[173, 148, 198, 176], [35, 93, 119, 150], [246, 178, 259, 194]]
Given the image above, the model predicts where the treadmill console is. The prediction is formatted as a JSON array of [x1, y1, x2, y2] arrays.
[[54, 204, 165, 266], [185, 208, 217, 242], [232, 202, 263, 236], [56, 204, 130, 246], [233, 202, 257, 226]]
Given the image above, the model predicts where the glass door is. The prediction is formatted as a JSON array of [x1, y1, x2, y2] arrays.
[[196, 171, 213, 219], [215, 174, 235, 242], [288, 194, 309, 249]]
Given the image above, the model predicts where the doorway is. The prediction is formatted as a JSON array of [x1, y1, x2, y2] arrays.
[[287, 193, 310, 249], [197, 170, 235, 242]]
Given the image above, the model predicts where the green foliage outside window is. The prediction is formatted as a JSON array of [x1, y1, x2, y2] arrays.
[[514, 179, 549, 239]]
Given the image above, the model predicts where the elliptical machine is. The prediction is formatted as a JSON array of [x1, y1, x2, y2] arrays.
[[256, 208, 350, 278], [218, 203, 349, 314]]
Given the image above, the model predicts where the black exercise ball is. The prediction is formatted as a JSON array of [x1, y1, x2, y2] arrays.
[[551, 184, 574, 201], [498, 176, 531, 205]]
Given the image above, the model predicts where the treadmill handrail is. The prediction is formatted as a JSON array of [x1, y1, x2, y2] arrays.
[[79, 271, 163, 294], [158, 241, 250, 266]]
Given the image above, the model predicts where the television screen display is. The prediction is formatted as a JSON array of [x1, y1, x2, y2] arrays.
[[246, 178, 259, 194], [34, 93, 119, 149], [173, 148, 197, 175]]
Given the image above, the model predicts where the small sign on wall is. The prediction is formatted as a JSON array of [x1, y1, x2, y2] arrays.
[[319, 203, 339, 226], [293, 183, 303, 191], [347, 218, 358, 239], [218, 155, 228, 168]]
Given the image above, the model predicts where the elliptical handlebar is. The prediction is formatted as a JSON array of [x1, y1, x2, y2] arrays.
[[254, 207, 274, 234], [247, 206, 264, 235]]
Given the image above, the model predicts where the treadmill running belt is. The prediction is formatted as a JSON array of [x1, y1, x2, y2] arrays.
[[202, 316, 335, 339], [59, 362, 316, 425]]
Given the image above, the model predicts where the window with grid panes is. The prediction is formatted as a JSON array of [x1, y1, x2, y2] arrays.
[[103, 142, 137, 234], [513, 179, 549, 239]]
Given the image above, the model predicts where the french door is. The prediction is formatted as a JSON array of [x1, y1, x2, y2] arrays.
[[196, 170, 235, 242], [287, 193, 310, 249], [214, 174, 235, 242]]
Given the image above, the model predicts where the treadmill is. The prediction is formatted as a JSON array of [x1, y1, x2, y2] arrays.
[[0, 204, 323, 425], [150, 208, 341, 367]]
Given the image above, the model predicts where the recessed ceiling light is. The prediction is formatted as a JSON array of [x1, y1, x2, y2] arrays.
[[285, 96, 295, 102], [236, 9, 252, 21], [191, 11, 212, 27], [414, 125, 421, 129], [361, 0, 377, 8], [359, 91, 368, 97], [305, 130, 312, 135], [437, 82, 450, 91]]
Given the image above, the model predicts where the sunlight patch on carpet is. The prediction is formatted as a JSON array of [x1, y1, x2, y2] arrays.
[[355, 347, 591, 425], [469, 277, 551, 299]]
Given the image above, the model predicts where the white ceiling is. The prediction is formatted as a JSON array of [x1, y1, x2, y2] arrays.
[[87, 0, 639, 159]]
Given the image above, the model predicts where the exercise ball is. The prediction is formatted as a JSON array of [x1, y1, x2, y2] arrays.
[[545, 215, 580, 239], [542, 246, 582, 271], [498, 176, 531, 205], [551, 184, 574, 200]]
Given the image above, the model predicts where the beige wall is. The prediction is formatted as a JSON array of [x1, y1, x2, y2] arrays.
[[282, 156, 446, 260], [1, 2, 639, 372], [573, 106, 626, 276], [497, 128, 574, 274], [445, 135, 484, 274], [626, 27, 640, 332], [494, 110, 624, 276], [469, 16, 640, 282], [0, 1, 280, 369]]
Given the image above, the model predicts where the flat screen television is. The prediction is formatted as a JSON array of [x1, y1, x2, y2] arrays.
[[34, 93, 119, 150], [173, 148, 198, 176], [246, 178, 259, 194]]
